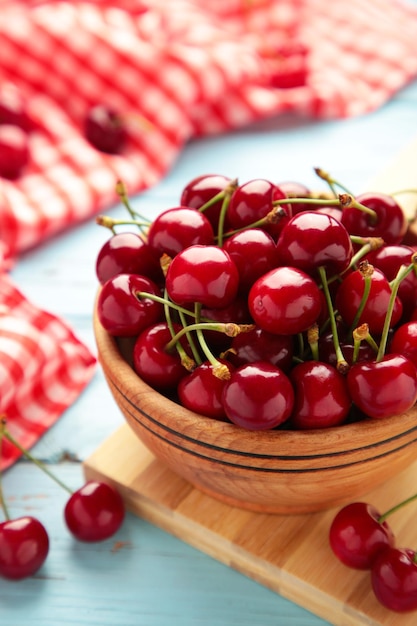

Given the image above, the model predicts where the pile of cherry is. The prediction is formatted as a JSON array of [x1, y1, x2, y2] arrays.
[[96, 172, 417, 431], [95, 172, 417, 613]]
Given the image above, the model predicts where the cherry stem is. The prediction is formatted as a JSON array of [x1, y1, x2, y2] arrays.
[[378, 491, 417, 524], [352, 324, 378, 363], [318, 266, 348, 374], [115, 180, 151, 227], [0, 418, 73, 495], [377, 255, 417, 362], [96, 215, 150, 235], [307, 324, 319, 361], [348, 261, 373, 336], [178, 309, 202, 367], [193, 303, 232, 380], [314, 167, 354, 197], [216, 182, 236, 247], [161, 288, 196, 371]]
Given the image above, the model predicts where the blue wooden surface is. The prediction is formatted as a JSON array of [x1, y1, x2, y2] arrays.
[[3, 72, 417, 624]]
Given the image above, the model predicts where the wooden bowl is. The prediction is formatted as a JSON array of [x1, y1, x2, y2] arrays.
[[93, 311, 417, 515]]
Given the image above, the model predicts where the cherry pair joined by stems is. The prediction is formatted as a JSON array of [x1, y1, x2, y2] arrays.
[[329, 491, 417, 612], [0, 419, 125, 581]]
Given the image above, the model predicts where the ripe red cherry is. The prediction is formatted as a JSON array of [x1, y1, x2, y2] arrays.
[[180, 173, 233, 231], [222, 361, 294, 430], [97, 273, 163, 336], [371, 547, 417, 612], [132, 322, 191, 391], [227, 178, 291, 238], [0, 124, 29, 179], [389, 321, 417, 368], [364, 244, 417, 320], [277, 180, 312, 215], [222, 228, 279, 294], [64, 481, 125, 542], [341, 192, 407, 245], [0, 516, 49, 580], [335, 266, 403, 336], [85, 104, 127, 154], [329, 502, 395, 570], [248, 266, 322, 335], [146, 207, 215, 258], [229, 326, 294, 372], [178, 359, 233, 420], [289, 361, 351, 429], [165, 245, 239, 309], [276, 211, 353, 277], [95, 232, 162, 284], [347, 354, 417, 419]]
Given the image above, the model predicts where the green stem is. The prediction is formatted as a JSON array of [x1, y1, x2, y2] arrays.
[[318, 266, 348, 374], [348, 268, 373, 336], [0, 419, 73, 495], [378, 491, 417, 524], [115, 180, 151, 225], [178, 309, 202, 366], [377, 258, 417, 362], [162, 289, 195, 371], [313, 167, 354, 196]]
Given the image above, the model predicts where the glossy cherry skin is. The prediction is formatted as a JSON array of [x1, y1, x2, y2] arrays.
[[180, 173, 233, 232], [178, 359, 234, 420], [371, 547, 417, 612], [222, 361, 294, 430], [0, 124, 29, 179], [97, 273, 163, 336], [229, 326, 294, 373], [347, 354, 417, 419], [289, 361, 351, 429], [335, 266, 403, 336], [364, 244, 417, 320], [227, 178, 291, 239], [329, 502, 395, 570], [318, 329, 377, 367], [84, 104, 127, 154], [95, 232, 162, 285], [165, 245, 239, 309], [222, 228, 279, 294], [147, 207, 215, 258], [0, 516, 49, 580], [248, 266, 322, 335], [64, 481, 125, 542], [341, 192, 407, 245], [389, 321, 417, 368], [277, 180, 312, 215], [199, 296, 252, 353], [132, 322, 191, 391], [276, 211, 353, 277]]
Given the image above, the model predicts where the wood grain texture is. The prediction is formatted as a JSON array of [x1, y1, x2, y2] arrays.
[[84, 423, 417, 626]]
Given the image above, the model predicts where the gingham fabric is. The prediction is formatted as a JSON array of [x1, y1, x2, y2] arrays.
[[0, 263, 96, 470], [1, 0, 417, 258], [1, 0, 417, 468]]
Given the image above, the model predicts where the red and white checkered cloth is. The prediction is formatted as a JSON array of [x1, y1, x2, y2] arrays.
[[1, 0, 417, 468]]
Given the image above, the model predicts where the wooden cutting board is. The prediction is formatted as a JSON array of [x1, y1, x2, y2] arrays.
[[84, 137, 417, 625], [83, 422, 417, 626]]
